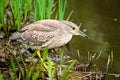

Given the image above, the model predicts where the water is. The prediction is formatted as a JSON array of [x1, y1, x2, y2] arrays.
[[66, 0, 120, 79]]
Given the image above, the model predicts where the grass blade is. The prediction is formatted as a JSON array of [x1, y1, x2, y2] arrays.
[[10, 0, 21, 31], [58, 0, 67, 20], [66, 10, 73, 20], [47, 0, 54, 19], [60, 60, 77, 80], [0, 0, 7, 34], [48, 58, 53, 80], [0, 71, 3, 80], [32, 48, 48, 80]]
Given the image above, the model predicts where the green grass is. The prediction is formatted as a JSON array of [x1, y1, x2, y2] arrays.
[[59, 50, 77, 80], [0, 71, 3, 80], [58, 0, 67, 20], [48, 58, 55, 80], [8, 49, 47, 80], [21, 0, 33, 22], [47, 0, 54, 19], [0, 0, 71, 36], [21, 0, 33, 23], [0, 0, 76, 79], [0, 0, 7, 34], [34, 0, 68, 21], [10, 0, 21, 31], [34, 0, 46, 21], [60, 60, 76, 80], [5, 48, 76, 80]]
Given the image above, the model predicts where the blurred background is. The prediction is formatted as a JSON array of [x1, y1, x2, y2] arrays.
[[65, 0, 120, 78]]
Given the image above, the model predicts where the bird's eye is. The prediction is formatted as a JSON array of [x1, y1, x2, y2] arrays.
[[72, 27, 75, 30]]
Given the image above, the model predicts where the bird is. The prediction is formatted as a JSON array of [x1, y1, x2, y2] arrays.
[[9, 19, 88, 50]]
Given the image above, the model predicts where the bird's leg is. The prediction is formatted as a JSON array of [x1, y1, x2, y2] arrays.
[[7, 39, 11, 46], [20, 43, 30, 54], [36, 49, 41, 58], [36, 48, 50, 70], [25, 48, 35, 57]]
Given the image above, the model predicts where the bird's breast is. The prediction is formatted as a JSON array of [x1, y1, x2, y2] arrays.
[[62, 34, 72, 43], [41, 32, 72, 49], [52, 34, 72, 47]]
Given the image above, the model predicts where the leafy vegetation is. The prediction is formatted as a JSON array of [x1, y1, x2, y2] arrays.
[[0, 0, 76, 80], [0, 0, 69, 36], [10, 0, 21, 31], [0, 47, 76, 80]]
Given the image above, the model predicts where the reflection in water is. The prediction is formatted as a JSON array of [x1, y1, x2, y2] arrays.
[[66, 0, 120, 76]]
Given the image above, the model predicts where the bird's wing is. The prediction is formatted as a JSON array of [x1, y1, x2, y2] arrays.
[[20, 20, 60, 32], [20, 21, 60, 45], [22, 30, 58, 44]]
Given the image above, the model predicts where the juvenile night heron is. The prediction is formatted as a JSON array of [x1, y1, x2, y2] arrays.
[[9, 19, 88, 50]]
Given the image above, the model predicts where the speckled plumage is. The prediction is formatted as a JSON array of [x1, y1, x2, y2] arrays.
[[9, 19, 88, 50]]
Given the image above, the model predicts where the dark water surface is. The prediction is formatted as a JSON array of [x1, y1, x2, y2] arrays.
[[66, 0, 120, 78]]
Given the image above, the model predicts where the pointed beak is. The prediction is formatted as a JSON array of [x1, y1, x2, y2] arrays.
[[76, 29, 88, 39]]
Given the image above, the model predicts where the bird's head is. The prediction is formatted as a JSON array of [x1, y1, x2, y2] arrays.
[[60, 20, 88, 38]]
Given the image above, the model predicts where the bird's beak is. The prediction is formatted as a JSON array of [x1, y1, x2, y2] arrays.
[[76, 29, 88, 39]]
